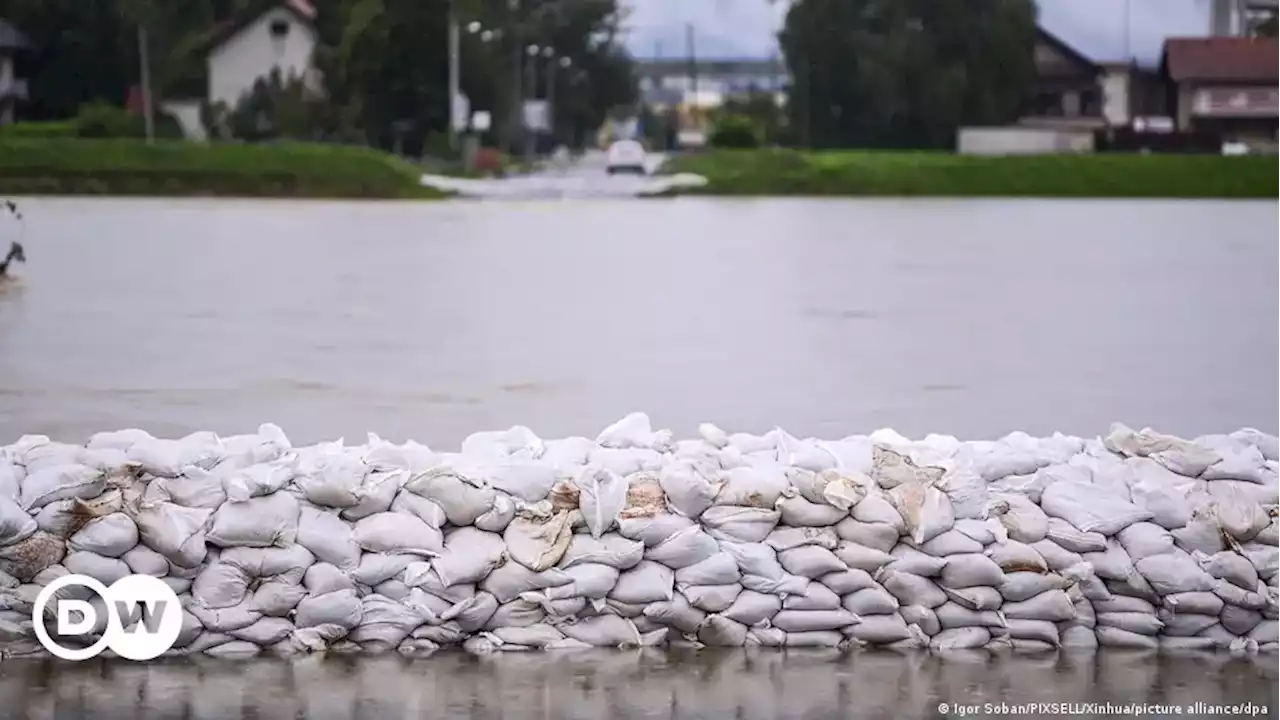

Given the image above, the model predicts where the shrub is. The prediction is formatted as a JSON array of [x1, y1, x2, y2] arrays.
[[709, 115, 762, 149]]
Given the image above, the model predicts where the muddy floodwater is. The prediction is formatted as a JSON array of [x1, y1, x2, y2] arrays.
[[1, 197, 1276, 446], [0, 650, 1276, 720]]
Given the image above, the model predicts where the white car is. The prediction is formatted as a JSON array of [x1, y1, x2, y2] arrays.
[[606, 140, 647, 175]]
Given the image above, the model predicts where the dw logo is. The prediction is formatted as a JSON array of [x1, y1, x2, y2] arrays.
[[32, 574, 184, 661]]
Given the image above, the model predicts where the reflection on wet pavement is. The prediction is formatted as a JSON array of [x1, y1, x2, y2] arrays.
[[0, 650, 1275, 720]]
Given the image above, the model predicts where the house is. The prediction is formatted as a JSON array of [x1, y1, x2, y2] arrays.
[[0, 18, 30, 126], [162, 0, 320, 140], [1161, 37, 1278, 139]]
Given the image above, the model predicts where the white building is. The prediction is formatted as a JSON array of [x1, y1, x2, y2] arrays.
[[164, 0, 320, 140], [0, 18, 30, 126]]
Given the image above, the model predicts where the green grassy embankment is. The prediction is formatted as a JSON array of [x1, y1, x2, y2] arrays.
[[0, 138, 446, 199], [662, 149, 1279, 199]]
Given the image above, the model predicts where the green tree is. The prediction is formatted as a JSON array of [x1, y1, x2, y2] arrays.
[[780, 0, 1037, 149]]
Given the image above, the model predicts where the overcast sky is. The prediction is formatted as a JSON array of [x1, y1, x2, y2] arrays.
[[621, 0, 1218, 67]]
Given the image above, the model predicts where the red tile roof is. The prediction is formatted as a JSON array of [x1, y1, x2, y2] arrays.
[[1164, 37, 1279, 83]]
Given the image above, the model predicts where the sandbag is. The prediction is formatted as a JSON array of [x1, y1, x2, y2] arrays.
[[432, 527, 507, 587], [782, 581, 841, 610], [1040, 481, 1152, 536], [722, 590, 782, 625], [206, 492, 300, 549], [834, 517, 899, 552], [701, 506, 781, 542], [938, 554, 1004, 589], [609, 561, 675, 605], [504, 513, 575, 572], [887, 482, 954, 545]]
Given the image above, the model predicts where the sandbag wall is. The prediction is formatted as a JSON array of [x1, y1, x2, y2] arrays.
[[1, 414, 1277, 657]]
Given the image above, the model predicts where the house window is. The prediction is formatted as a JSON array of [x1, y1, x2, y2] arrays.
[[269, 19, 290, 39]]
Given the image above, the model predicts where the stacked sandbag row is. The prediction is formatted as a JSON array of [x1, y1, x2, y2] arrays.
[[1, 414, 1276, 657]]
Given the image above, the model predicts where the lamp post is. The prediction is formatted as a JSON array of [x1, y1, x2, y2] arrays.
[[547, 55, 571, 147]]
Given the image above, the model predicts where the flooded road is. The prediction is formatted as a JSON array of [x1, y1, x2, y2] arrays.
[[0, 196, 1276, 446], [0, 650, 1276, 720]]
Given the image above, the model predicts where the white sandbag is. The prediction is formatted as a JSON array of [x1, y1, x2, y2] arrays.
[[294, 506, 360, 570], [1249, 619, 1279, 644], [1162, 591, 1224, 615], [192, 561, 252, 608], [189, 600, 263, 633], [849, 493, 906, 534], [1202, 442, 1271, 484], [504, 513, 575, 571], [121, 545, 169, 577], [766, 526, 839, 552], [0, 462, 22, 501], [1096, 612, 1163, 635], [595, 413, 670, 452], [820, 569, 879, 594], [432, 527, 507, 587], [252, 581, 308, 617], [402, 467, 496, 527], [933, 463, 988, 521], [1239, 542, 1279, 582], [1002, 590, 1075, 622], [1045, 518, 1107, 553], [782, 582, 841, 610], [608, 561, 674, 605], [481, 562, 571, 603], [1104, 423, 1220, 477], [643, 594, 706, 633], [912, 530, 983, 557], [589, 447, 664, 477], [559, 614, 643, 647], [389, 492, 447, 529], [697, 615, 748, 646], [338, 468, 406, 521], [887, 481, 954, 545], [701, 506, 780, 542], [351, 513, 443, 559], [938, 554, 1004, 589], [295, 589, 363, 629], [722, 590, 782, 625], [841, 587, 899, 615], [943, 585, 1004, 611], [1084, 539, 1138, 581], [0, 495, 37, 547], [990, 493, 1050, 545], [1095, 625, 1158, 649], [223, 457, 298, 503], [1058, 624, 1098, 649], [901, 604, 941, 636], [952, 518, 1005, 546], [352, 553, 417, 586], [999, 573, 1070, 603], [935, 602, 1005, 630], [1030, 539, 1084, 572], [1004, 619, 1059, 645], [206, 492, 299, 549], [674, 552, 741, 586], [229, 617, 295, 646], [132, 502, 213, 568], [833, 542, 894, 573], [786, 469, 867, 511], [834, 518, 899, 553], [143, 471, 226, 510], [777, 546, 847, 579], [680, 583, 742, 612], [886, 546, 947, 577], [643, 526, 717, 569], [657, 460, 721, 518], [542, 563, 616, 601], [1040, 481, 1152, 536], [879, 569, 947, 608], [771, 609, 858, 632], [617, 513, 694, 548], [1198, 551, 1260, 590], [128, 435, 223, 478], [86, 428, 153, 453], [1117, 522, 1176, 562], [1126, 458, 1194, 529], [19, 464, 105, 511], [930, 627, 990, 650], [63, 551, 130, 585], [984, 540, 1047, 574], [714, 466, 789, 509], [775, 495, 847, 527], [65, 513, 136, 559], [1134, 552, 1217, 595], [1221, 604, 1264, 635], [562, 533, 645, 571], [573, 466, 628, 538], [697, 423, 729, 449]]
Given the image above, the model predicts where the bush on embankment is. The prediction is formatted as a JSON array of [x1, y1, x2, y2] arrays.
[[663, 149, 1279, 199], [0, 139, 445, 199]]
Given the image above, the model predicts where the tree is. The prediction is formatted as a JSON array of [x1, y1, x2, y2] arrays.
[[780, 0, 1037, 149]]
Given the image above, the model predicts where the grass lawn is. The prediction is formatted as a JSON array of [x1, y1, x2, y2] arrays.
[[662, 149, 1279, 199], [0, 138, 447, 199]]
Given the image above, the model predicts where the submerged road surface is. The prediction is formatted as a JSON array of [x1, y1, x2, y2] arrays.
[[419, 150, 707, 198]]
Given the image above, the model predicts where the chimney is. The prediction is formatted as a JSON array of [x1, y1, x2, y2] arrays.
[[1210, 0, 1243, 35]]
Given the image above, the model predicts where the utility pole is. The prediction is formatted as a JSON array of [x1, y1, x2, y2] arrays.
[[546, 58, 556, 147], [137, 25, 155, 143], [685, 23, 698, 142], [524, 47, 537, 167], [447, 0, 461, 151], [504, 0, 521, 156]]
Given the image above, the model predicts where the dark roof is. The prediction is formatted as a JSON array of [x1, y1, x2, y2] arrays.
[[1163, 37, 1279, 83], [0, 18, 31, 50], [1036, 27, 1101, 74], [206, 0, 316, 56]]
